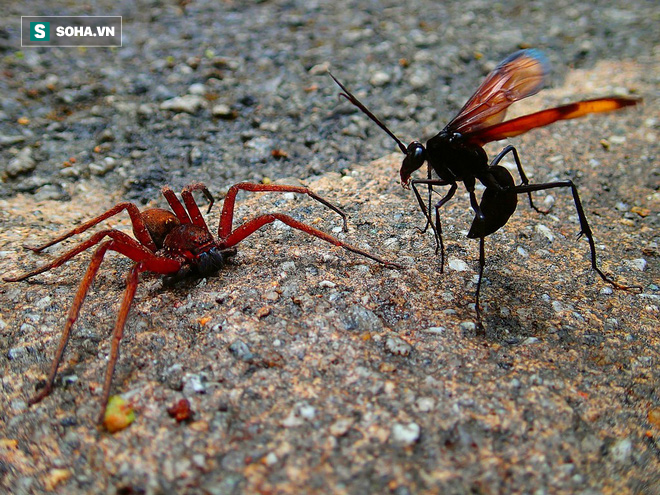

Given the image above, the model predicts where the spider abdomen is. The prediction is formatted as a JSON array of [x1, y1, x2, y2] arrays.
[[140, 208, 181, 249]]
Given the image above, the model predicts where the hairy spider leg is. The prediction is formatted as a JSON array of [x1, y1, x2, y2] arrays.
[[218, 182, 351, 238], [4, 229, 169, 282], [14, 232, 180, 414], [221, 212, 398, 267], [181, 182, 215, 226], [97, 261, 145, 423], [22, 203, 158, 253], [160, 187, 192, 224], [160, 182, 215, 232]]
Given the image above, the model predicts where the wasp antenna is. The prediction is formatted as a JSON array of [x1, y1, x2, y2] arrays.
[[329, 72, 408, 155]]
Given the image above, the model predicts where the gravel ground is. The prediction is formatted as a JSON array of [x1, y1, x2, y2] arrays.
[[0, 0, 658, 494]]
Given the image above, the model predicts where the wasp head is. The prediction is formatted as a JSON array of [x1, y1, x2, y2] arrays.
[[400, 142, 427, 187]]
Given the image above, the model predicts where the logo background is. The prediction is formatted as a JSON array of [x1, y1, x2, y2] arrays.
[[29, 22, 50, 41]]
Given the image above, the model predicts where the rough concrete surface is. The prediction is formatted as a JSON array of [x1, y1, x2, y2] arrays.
[[0, 1, 658, 494]]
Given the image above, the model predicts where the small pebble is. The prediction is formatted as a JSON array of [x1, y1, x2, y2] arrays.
[[386, 336, 411, 356], [409, 69, 431, 89], [280, 261, 295, 272], [244, 136, 274, 160], [298, 403, 316, 420], [422, 326, 445, 335], [228, 339, 253, 361], [188, 83, 207, 95], [369, 71, 391, 86], [535, 224, 554, 242], [96, 129, 115, 143], [391, 422, 421, 446], [89, 157, 117, 176], [281, 403, 315, 427], [329, 418, 354, 437], [211, 104, 235, 118], [340, 305, 383, 333], [0, 134, 25, 146], [5, 147, 36, 177], [182, 373, 206, 394], [415, 397, 435, 412], [263, 290, 279, 302], [459, 321, 476, 332], [543, 195, 555, 210], [160, 95, 204, 113], [610, 438, 632, 463], [308, 62, 330, 75], [625, 258, 647, 271], [8, 347, 28, 360], [35, 296, 52, 309], [448, 258, 468, 272]]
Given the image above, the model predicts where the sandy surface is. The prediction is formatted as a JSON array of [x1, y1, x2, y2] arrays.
[[0, 1, 658, 494]]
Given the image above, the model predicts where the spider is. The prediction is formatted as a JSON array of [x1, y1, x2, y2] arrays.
[[4, 181, 398, 424]]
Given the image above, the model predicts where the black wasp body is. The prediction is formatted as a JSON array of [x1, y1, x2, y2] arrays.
[[331, 49, 640, 326]]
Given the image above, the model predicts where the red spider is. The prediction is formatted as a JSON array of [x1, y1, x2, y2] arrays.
[[4, 182, 397, 424]]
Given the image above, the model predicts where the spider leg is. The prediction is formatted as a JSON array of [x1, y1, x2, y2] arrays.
[[514, 181, 640, 291], [161, 182, 215, 234], [27, 240, 114, 408], [97, 261, 145, 424], [219, 182, 351, 238], [181, 182, 215, 217], [22, 203, 157, 253], [221, 212, 399, 268], [161, 186, 192, 224], [4, 230, 173, 282], [15, 234, 180, 418], [24, 238, 179, 412]]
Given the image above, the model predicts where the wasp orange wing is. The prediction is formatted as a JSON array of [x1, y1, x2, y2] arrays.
[[444, 49, 551, 135], [466, 97, 640, 146]]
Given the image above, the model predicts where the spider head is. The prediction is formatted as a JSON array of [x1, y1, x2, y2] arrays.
[[400, 142, 426, 187]]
